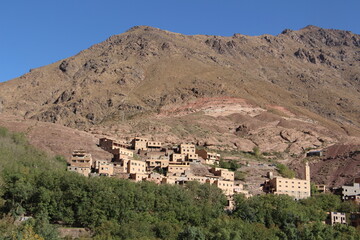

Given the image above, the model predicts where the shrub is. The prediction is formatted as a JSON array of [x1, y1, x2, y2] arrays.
[[275, 163, 295, 178]]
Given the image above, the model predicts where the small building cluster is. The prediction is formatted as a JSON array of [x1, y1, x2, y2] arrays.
[[67, 138, 325, 202], [67, 137, 250, 202]]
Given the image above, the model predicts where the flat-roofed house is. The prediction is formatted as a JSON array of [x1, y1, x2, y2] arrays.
[[161, 176, 178, 185], [196, 149, 220, 165], [99, 138, 114, 152], [315, 184, 327, 193], [167, 163, 190, 176], [67, 150, 93, 177], [209, 167, 235, 181], [177, 144, 198, 162], [326, 212, 347, 225], [99, 138, 129, 152], [187, 175, 208, 184], [118, 148, 134, 159], [111, 147, 135, 162], [171, 153, 186, 162], [208, 179, 234, 196], [132, 137, 149, 151], [186, 153, 199, 162], [342, 183, 360, 200], [180, 144, 196, 154], [127, 159, 146, 174], [94, 160, 114, 176], [129, 173, 148, 182], [147, 141, 162, 152], [146, 158, 169, 171]]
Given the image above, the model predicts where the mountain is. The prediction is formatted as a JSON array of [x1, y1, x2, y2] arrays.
[[1, 25, 359, 129], [1, 25, 360, 185]]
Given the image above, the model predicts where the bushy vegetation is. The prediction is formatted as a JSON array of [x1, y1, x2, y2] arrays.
[[252, 146, 261, 158], [276, 163, 296, 179], [1, 126, 360, 239], [219, 160, 240, 171], [217, 149, 266, 162], [234, 171, 247, 181]]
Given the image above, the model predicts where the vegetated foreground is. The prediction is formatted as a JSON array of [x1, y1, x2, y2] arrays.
[[1, 127, 360, 239]]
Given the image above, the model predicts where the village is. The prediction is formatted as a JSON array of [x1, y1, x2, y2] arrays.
[[67, 137, 360, 227]]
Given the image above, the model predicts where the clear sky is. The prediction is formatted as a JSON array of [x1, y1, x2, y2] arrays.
[[1, 0, 359, 82]]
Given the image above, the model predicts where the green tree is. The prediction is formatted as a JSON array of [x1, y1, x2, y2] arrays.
[[178, 226, 205, 240], [275, 163, 295, 178]]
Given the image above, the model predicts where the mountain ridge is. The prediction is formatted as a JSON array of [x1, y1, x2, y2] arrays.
[[1, 25, 360, 133]]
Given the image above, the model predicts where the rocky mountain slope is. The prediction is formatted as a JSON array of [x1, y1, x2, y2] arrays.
[[1, 25, 360, 186], [1, 25, 359, 131]]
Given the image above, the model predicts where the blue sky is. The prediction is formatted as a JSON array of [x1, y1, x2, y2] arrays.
[[0, 0, 359, 82]]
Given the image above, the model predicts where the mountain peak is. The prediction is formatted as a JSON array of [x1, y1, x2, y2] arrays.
[[126, 25, 164, 33], [301, 25, 322, 31]]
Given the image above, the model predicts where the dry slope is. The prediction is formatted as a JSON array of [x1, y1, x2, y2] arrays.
[[0, 25, 359, 136]]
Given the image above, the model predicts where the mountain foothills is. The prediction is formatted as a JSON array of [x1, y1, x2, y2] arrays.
[[1, 25, 360, 186]]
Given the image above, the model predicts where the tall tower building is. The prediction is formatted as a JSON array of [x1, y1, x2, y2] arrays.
[[304, 162, 310, 181]]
